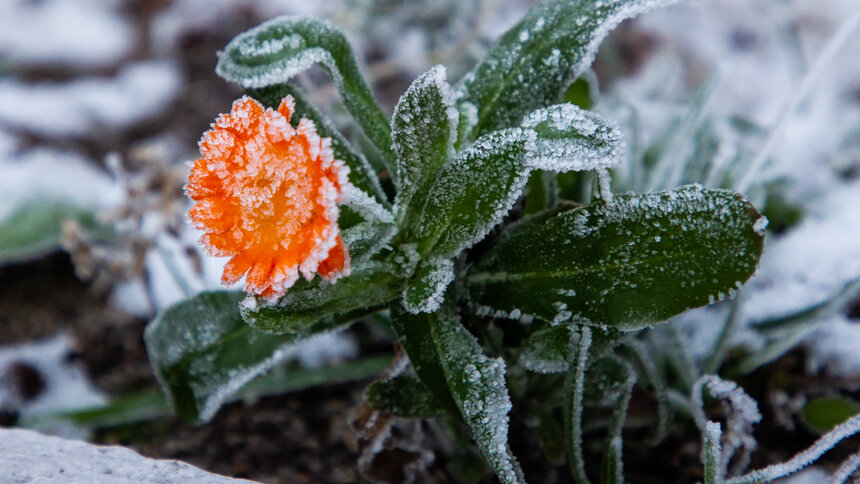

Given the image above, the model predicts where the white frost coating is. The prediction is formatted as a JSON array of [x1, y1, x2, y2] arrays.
[[568, 327, 592, 484], [0, 61, 182, 137], [0, 335, 105, 420], [521, 103, 625, 172], [567, 0, 683, 80], [703, 421, 723, 484], [344, 184, 394, 224], [403, 257, 456, 314], [0, 428, 251, 483], [216, 16, 346, 89], [425, 128, 535, 257], [391, 64, 459, 202], [692, 375, 762, 479], [0, 0, 132, 68], [434, 316, 526, 484], [0, 149, 123, 222], [832, 452, 860, 484], [727, 414, 860, 484]]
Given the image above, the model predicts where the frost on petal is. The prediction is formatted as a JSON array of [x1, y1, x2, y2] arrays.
[[186, 95, 352, 301]]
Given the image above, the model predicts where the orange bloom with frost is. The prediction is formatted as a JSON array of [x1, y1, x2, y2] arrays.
[[186, 95, 351, 301]]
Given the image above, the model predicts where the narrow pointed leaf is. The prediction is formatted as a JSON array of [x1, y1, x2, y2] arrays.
[[389, 306, 461, 417], [467, 185, 765, 331], [403, 128, 535, 257], [246, 83, 389, 207], [217, 16, 395, 166], [390, 306, 527, 483], [392, 65, 458, 208], [145, 291, 351, 423], [241, 261, 401, 334], [455, 0, 678, 140], [432, 311, 527, 484]]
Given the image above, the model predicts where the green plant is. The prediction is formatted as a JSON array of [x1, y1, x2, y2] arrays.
[[143, 1, 784, 482]]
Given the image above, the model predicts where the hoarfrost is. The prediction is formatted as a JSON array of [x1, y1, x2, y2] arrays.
[[521, 103, 625, 172], [402, 257, 455, 314], [434, 316, 525, 484]]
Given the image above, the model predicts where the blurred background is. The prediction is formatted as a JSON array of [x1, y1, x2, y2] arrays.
[[0, 0, 858, 482]]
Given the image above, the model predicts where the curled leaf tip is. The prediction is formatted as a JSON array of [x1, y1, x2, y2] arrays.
[[186, 95, 351, 301]]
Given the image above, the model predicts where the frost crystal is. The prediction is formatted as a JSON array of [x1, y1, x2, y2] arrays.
[[521, 103, 625, 173]]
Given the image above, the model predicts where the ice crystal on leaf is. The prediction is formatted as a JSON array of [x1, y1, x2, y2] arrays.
[[186, 95, 351, 301]]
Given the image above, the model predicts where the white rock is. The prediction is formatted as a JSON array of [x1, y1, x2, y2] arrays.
[[0, 428, 256, 483]]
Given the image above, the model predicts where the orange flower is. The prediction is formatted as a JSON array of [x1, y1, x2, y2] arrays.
[[186, 95, 351, 301]]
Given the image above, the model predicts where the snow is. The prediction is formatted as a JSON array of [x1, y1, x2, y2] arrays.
[[0, 149, 123, 222], [0, 62, 183, 138], [0, 0, 133, 68], [743, 179, 860, 323], [0, 335, 105, 423], [0, 428, 253, 483]]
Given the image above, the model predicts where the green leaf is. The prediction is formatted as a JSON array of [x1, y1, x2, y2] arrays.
[[246, 83, 390, 208], [241, 261, 401, 334], [467, 185, 765, 331], [0, 201, 101, 264], [802, 396, 860, 434], [518, 325, 572, 374], [520, 103, 623, 173], [455, 0, 677, 140], [366, 368, 447, 418], [389, 305, 461, 417], [403, 128, 534, 257], [217, 16, 395, 167], [390, 305, 527, 484], [402, 256, 455, 314], [392, 65, 458, 209], [523, 171, 558, 216], [145, 291, 353, 423], [564, 75, 596, 110]]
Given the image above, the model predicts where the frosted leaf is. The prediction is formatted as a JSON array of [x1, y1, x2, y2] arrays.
[[402, 257, 456, 314], [431, 312, 527, 484], [144, 291, 356, 422], [341, 220, 396, 263], [467, 185, 765, 331], [407, 128, 535, 258], [392, 65, 458, 214], [521, 103, 625, 172], [240, 260, 400, 334], [217, 16, 394, 165], [455, 0, 681, 140]]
